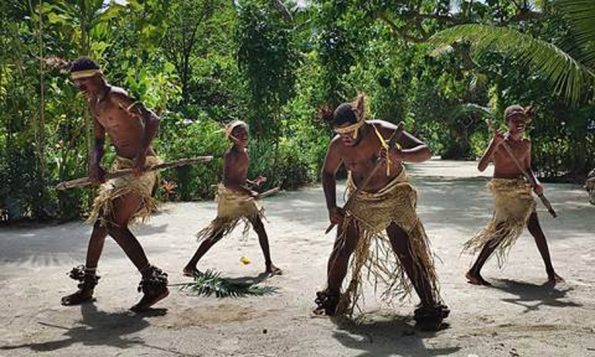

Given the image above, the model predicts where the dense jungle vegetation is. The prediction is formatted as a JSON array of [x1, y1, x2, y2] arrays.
[[1, 0, 594, 223]]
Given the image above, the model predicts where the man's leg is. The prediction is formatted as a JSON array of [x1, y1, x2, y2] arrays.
[[314, 221, 358, 315], [249, 216, 282, 275], [465, 223, 508, 286], [105, 193, 169, 312], [183, 230, 224, 276], [105, 194, 150, 270], [465, 241, 498, 286], [526, 212, 563, 283], [85, 222, 109, 269], [61, 222, 108, 306], [386, 223, 449, 330], [386, 223, 434, 305]]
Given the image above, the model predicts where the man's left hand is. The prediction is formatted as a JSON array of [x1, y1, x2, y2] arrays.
[[534, 184, 544, 195]]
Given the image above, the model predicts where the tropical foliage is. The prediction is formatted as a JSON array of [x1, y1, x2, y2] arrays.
[[1, 0, 593, 223]]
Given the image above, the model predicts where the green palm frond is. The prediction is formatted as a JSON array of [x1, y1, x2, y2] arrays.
[[557, 0, 595, 65], [175, 269, 278, 298], [430, 24, 595, 105], [446, 103, 492, 122]]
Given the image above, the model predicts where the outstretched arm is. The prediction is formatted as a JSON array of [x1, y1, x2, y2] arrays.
[[376, 121, 431, 163], [394, 130, 432, 163], [478, 128, 505, 172]]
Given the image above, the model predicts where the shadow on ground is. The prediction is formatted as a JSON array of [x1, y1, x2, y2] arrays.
[[491, 279, 581, 313], [0, 303, 190, 355], [330, 315, 460, 357]]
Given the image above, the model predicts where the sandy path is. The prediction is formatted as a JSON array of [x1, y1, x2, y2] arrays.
[[0, 160, 594, 357]]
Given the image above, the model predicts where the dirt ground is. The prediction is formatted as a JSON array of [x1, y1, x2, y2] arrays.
[[0, 160, 594, 357]]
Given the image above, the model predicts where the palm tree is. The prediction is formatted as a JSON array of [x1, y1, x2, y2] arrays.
[[429, 0, 595, 106]]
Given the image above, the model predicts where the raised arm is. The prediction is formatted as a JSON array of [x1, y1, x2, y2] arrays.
[[395, 130, 432, 162], [478, 128, 504, 172], [375, 121, 432, 163]]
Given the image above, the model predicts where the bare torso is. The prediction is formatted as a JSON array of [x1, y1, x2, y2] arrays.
[[330, 120, 416, 192], [492, 137, 530, 179], [90, 86, 155, 159], [222, 147, 249, 189]]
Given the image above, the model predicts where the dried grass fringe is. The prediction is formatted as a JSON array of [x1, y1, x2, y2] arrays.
[[335, 170, 441, 316], [463, 178, 536, 267], [87, 156, 161, 227]]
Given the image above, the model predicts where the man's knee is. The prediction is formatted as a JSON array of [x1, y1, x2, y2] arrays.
[[105, 221, 128, 240]]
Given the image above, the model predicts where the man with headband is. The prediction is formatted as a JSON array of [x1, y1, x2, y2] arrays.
[[464, 104, 563, 285], [314, 94, 449, 331], [183, 120, 282, 277], [61, 57, 168, 311]]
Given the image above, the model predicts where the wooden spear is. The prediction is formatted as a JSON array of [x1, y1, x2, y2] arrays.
[[55, 156, 214, 191]]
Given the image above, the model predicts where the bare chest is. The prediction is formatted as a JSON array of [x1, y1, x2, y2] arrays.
[[91, 100, 143, 136], [493, 142, 529, 172], [341, 138, 382, 173]]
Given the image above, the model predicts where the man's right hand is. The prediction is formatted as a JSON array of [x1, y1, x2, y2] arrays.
[[328, 206, 345, 225], [491, 129, 505, 148], [89, 164, 106, 184]]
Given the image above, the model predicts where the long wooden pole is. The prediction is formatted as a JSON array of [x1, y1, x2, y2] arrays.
[[55, 156, 213, 190]]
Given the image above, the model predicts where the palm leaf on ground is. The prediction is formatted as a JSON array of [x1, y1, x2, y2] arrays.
[[175, 269, 278, 298]]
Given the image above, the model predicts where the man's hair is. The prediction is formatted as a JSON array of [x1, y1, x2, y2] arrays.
[[332, 103, 358, 126], [320, 94, 365, 127], [70, 56, 100, 73], [504, 104, 526, 122], [227, 120, 249, 136]]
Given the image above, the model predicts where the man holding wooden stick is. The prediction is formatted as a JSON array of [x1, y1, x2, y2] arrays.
[[61, 57, 169, 311], [464, 104, 563, 286], [184, 120, 282, 277], [314, 95, 449, 331]]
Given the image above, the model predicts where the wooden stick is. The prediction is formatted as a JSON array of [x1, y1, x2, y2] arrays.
[[256, 187, 281, 199], [55, 156, 213, 190], [486, 119, 557, 218], [325, 122, 405, 234]]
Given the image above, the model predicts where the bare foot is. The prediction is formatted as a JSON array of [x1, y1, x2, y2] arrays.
[[183, 266, 199, 277], [465, 270, 491, 286], [265, 264, 282, 276], [547, 272, 564, 285], [61, 290, 95, 306], [130, 288, 169, 312]]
